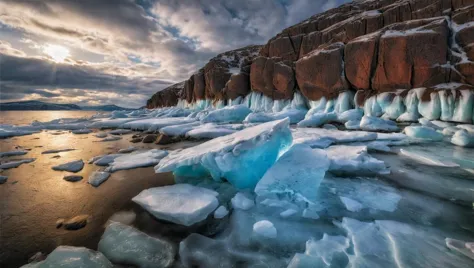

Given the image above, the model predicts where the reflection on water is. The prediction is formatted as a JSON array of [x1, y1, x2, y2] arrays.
[[0, 111, 100, 125]]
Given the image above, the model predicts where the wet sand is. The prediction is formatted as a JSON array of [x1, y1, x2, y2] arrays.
[[0, 130, 201, 267]]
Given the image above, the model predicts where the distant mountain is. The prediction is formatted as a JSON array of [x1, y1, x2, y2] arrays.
[[0, 101, 81, 111], [80, 105, 135, 111], [0, 101, 135, 111]]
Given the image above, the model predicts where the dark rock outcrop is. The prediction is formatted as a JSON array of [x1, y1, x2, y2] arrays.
[[146, 82, 184, 109]]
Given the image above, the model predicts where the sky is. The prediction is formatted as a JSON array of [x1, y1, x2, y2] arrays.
[[0, 0, 350, 108]]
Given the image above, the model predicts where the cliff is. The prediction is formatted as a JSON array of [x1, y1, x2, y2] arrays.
[[147, 0, 474, 123]]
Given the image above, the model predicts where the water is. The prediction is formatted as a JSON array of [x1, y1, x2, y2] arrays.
[[0, 111, 99, 125]]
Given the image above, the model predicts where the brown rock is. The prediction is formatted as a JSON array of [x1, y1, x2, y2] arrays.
[[155, 134, 175, 145], [345, 18, 367, 41], [224, 73, 250, 100], [456, 24, 474, 48], [452, 5, 474, 24], [184, 77, 194, 103], [130, 137, 143, 143], [250, 56, 268, 94], [383, 2, 412, 26], [272, 62, 295, 99], [142, 134, 158, 143], [146, 82, 184, 108], [295, 42, 349, 101], [299, 31, 323, 58], [269, 35, 303, 61], [345, 32, 380, 90], [452, 0, 474, 10], [64, 214, 89, 230], [365, 12, 384, 34], [457, 62, 474, 85], [193, 71, 206, 100], [63, 175, 83, 182], [205, 67, 231, 99]]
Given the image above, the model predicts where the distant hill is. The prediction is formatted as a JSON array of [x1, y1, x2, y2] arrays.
[[0, 101, 135, 111]]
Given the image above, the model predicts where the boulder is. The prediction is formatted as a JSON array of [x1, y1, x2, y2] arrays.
[[269, 35, 303, 61], [193, 71, 206, 100], [250, 56, 268, 93], [224, 73, 250, 100], [142, 134, 158, 143], [299, 31, 322, 58], [296, 42, 349, 100], [272, 62, 295, 99], [146, 82, 184, 108], [155, 134, 175, 145], [184, 77, 194, 103], [345, 32, 380, 90]]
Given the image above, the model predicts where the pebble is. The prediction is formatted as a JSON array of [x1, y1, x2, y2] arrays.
[[142, 134, 158, 143], [0, 176, 8, 184], [64, 214, 89, 230], [63, 175, 83, 182]]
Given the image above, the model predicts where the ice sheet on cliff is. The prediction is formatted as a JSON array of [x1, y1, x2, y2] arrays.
[[155, 118, 292, 189]]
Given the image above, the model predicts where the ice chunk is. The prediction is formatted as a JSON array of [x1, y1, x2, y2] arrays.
[[417, 88, 441, 120], [214, 206, 229, 219], [255, 144, 329, 204], [345, 120, 361, 130], [117, 146, 136, 153], [0, 158, 35, 169], [364, 95, 382, 117], [399, 149, 460, 167], [88, 171, 111, 187], [305, 234, 350, 265], [325, 145, 389, 175], [201, 104, 251, 123], [451, 129, 474, 147], [94, 132, 108, 138], [360, 116, 399, 132], [442, 126, 460, 136], [418, 118, 443, 130], [52, 160, 84, 172], [244, 109, 307, 124], [185, 123, 237, 139], [457, 124, 474, 133], [72, 129, 93, 134], [0, 127, 38, 138], [132, 184, 219, 226], [383, 94, 406, 120], [106, 149, 168, 172], [160, 122, 200, 137], [98, 222, 175, 268], [122, 117, 196, 131], [404, 126, 443, 141], [337, 109, 363, 123], [97, 136, 122, 142], [297, 112, 337, 128], [339, 196, 364, 212], [398, 89, 420, 122], [280, 208, 298, 218], [108, 129, 133, 135], [21, 246, 112, 268], [292, 128, 377, 149], [253, 220, 277, 239], [91, 154, 123, 166], [445, 238, 474, 260], [156, 119, 292, 189], [0, 150, 28, 157], [231, 192, 255, 210], [42, 148, 75, 154]]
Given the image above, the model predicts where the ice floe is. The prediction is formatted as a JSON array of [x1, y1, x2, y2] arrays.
[[132, 184, 219, 226], [156, 119, 292, 189], [160, 122, 201, 137], [0, 150, 28, 157], [0, 158, 35, 169], [214, 206, 229, 219], [105, 149, 168, 172], [88, 171, 111, 187], [72, 129, 93, 134], [122, 117, 196, 131], [98, 222, 175, 267], [404, 126, 443, 141], [297, 112, 337, 128], [52, 160, 84, 172], [325, 145, 389, 175], [185, 123, 238, 139], [292, 128, 377, 148], [451, 129, 474, 147], [201, 104, 251, 123], [360, 116, 399, 132], [399, 149, 460, 167]]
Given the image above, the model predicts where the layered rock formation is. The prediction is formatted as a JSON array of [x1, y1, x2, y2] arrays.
[[147, 0, 474, 123]]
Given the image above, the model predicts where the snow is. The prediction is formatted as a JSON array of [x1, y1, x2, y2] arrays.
[[132, 184, 219, 226], [201, 104, 251, 123], [0, 158, 35, 169], [404, 126, 443, 141], [214, 206, 229, 219], [156, 119, 292, 189], [325, 145, 389, 175], [297, 112, 337, 128], [20, 246, 112, 268], [105, 149, 168, 172], [185, 123, 237, 139], [244, 109, 307, 124], [360, 116, 399, 132], [0, 150, 28, 157], [231, 192, 255, 210], [292, 128, 377, 148], [42, 148, 75, 154], [160, 122, 200, 136], [88, 171, 111, 187], [253, 220, 277, 239], [339, 196, 364, 212], [451, 129, 474, 147], [399, 149, 460, 167], [52, 160, 84, 172], [122, 117, 196, 131], [98, 222, 175, 268], [255, 144, 329, 204]]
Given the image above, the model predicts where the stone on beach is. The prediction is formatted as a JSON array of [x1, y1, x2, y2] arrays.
[[0, 175, 8, 184], [0, 150, 28, 157], [64, 214, 89, 230], [42, 148, 75, 154], [88, 171, 111, 187], [0, 158, 35, 169], [132, 184, 219, 226], [52, 160, 84, 173], [63, 175, 83, 182]]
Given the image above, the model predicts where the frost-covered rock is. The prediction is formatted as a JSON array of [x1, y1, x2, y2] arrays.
[[20, 246, 112, 268], [231, 192, 255, 210], [156, 119, 292, 189], [255, 144, 329, 204], [0, 158, 35, 169], [253, 220, 277, 239], [360, 116, 399, 132], [0, 176, 8, 184], [325, 145, 389, 175], [88, 171, 111, 187], [52, 160, 84, 173], [201, 105, 251, 123], [451, 129, 474, 147], [105, 149, 168, 172], [297, 112, 337, 128], [404, 126, 443, 141], [98, 222, 175, 268], [132, 184, 219, 226]]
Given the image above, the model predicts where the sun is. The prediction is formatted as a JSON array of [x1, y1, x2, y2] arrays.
[[42, 44, 70, 62]]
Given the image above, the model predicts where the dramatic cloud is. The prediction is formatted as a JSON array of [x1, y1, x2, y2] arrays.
[[0, 0, 350, 107]]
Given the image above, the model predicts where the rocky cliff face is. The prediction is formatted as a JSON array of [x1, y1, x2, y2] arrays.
[[147, 0, 474, 123]]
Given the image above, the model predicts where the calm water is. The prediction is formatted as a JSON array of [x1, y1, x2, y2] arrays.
[[0, 111, 100, 125]]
